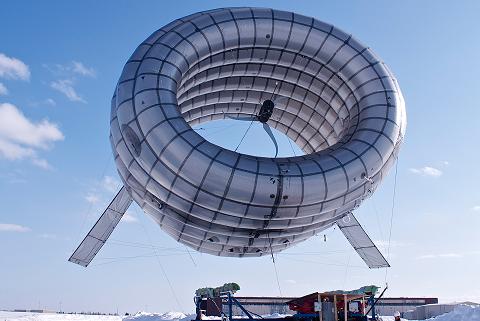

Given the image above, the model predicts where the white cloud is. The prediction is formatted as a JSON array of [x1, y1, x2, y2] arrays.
[[409, 166, 442, 177], [285, 279, 297, 284], [417, 253, 463, 260], [0, 223, 31, 232], [85, 193, 99, 204], [472, 206, 480, 211], [0, 104, 63, 148], [0, 53, 30, 81], [72, 61, 96, 77], [50, 79, 86, 103], [0, 103, 64, 167], [122, 212, 138, 223], [0, 82, 7, 95]]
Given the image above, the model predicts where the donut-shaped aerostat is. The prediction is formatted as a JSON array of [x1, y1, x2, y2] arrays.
[[110, 7, 406, 257]]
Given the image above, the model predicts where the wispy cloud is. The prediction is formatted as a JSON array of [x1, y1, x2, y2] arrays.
[[0, 103, 64, 169], [374, 240, 411, 248], [409, 166, 442, 177], [29, 98, 57, 108], [122, 212, 138, 223], [0, 53, 30, 81], [44, 98, 56, 106], [0, 82, 7, 95], [31, 158, 52, 170], [50, 79, 86, 103], [0, 223, 31, 232], [72, 61, 96, 77], [85, 193, 100, 204], [44, 61, 95, 78], [417, 253, 463, 260], [84, 176, 121, 206], [45, 61, 95, 103], [39, 233, 57, 239], [102, 175, 120, 193], [285, 279, 297, 284], [472, 206, 480, 212]]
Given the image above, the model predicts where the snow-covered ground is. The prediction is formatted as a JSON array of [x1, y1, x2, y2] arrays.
[[0, 311, 121, 321], [0, 311, 198, 321], [1, 304, 479, 321]]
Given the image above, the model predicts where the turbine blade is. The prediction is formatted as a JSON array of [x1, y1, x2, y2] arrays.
[[68, 186, 133, 267], [337, 213, 390, 269], [263, 123, 278, 158]]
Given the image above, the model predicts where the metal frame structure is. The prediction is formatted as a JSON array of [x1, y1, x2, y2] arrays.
[[194, 291, 381, 321]]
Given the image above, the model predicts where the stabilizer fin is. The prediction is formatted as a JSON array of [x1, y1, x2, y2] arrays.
[[337, 213, 390, 269], [69, 185, 132, 267]]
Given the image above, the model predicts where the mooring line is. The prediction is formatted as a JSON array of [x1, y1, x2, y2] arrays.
[[384, 157, 399, 285], [234, 119, 255, 152], [137, 208, 185, 312], [270, 248, 283, 297]]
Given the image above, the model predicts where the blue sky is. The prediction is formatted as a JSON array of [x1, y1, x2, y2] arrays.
[[1, 0, 480, 315]]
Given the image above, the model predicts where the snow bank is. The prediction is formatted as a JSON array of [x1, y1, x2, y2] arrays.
[[122, 312, 291, 321], [419, 304, 480, 321], [123, 312, 193, 321], [262, 314, 292, 319]]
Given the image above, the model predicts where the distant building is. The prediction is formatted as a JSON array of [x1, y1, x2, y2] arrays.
[[374, 297, 438, 316], [28, 309, 56, 313], [12, 309, 56, 314]]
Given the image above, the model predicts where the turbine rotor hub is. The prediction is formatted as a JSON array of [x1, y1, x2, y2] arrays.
[[257, 99, 275, 123]]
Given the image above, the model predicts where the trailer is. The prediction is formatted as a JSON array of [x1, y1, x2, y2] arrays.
[[286, 286, 384, 321], [194, 286, 386, 321]]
